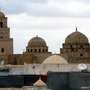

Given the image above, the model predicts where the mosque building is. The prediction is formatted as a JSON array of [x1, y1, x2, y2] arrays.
[[0, 11, 90, 90], [0, 11, 90, 65]]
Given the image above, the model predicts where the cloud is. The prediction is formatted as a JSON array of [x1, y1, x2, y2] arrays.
[[25, 1, 90, 18], [0, 0, 49, 14], [0, 0, 90, 18], [8, 13, 90, 30], [31, 0, 49, 3], [52, 0, 90, 3], [0, 0, 90, 54]]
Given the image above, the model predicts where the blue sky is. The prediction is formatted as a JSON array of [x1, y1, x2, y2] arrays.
[[0, 0, 90, 54]]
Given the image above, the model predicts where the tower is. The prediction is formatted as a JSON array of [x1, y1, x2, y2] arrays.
[[0, 11, 13, 54], [60, 28, 90, 63], [23, 36, 51, 64]]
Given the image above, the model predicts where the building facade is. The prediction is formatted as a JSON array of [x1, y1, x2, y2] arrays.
[[0, 11, 90, 65], [0, 11, 90, 90]]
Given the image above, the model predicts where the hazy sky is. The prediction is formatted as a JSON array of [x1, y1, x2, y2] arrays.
[[0, 0, 90, 54]]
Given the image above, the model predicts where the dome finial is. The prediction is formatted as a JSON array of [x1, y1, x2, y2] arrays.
[[36, 35, 38, 37], [76, 27, 77, 31]]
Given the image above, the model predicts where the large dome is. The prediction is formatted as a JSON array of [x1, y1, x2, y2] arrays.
[[0, 12, 5, 18], [65, 30, 89, 43], [43, 55, 68, 64], [28, 36, 47, 47]]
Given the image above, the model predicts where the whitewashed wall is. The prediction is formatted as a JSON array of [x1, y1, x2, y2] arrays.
[[0, 64, 89, 75]]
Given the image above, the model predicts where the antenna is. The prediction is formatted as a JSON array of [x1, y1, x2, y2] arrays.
[[76, 27, 77, 31], [23, 49, 25, 53]]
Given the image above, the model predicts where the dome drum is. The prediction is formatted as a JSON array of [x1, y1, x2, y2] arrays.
[[26, 47, 48, 53], [62, 43, 89, 49]]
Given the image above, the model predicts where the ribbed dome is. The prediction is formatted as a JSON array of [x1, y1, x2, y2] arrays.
[[43, 55, 68, 64], [65, 31, 89, 43], [28, 36, 47, 47], [0, 12, 5, 18]]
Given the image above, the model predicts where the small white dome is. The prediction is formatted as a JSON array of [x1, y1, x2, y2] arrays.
[[43, 55, 68, 64]]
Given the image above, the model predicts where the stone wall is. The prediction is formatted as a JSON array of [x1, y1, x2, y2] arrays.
[[47, 72, 90, 90]]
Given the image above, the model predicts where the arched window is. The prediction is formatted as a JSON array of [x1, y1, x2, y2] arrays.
[[71, 49, 74, 51], [43, 49, 45, 52], [70, 45, 72, 48], [39, 49, 41, 52], [28, 49, 29, 52], [46, 49, 48, 52], [0, 32, 4, 39], [34, 49, 37, 52], [30, 49, 33, 52], [0, 22, 3, 28], [80, 45, 83, 48], [80, 54, 83, 56], [1, 48, 4, 53]]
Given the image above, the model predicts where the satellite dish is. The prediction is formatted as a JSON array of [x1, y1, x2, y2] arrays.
[[77, 63, 87, 70], [0, 60, 4, 65]]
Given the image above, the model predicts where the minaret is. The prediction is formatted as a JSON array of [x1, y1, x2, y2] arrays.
[[0, 11, 13, 54]]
